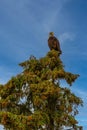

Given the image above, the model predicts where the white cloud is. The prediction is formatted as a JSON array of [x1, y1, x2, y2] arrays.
[[59, 32, 76, 43], [0, 125, 4, 130]]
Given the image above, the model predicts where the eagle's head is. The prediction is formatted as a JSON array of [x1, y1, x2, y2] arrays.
[[49, 32, 54, 37]]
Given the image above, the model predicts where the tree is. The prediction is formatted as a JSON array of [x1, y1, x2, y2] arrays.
[[0, 50, 83, 130]]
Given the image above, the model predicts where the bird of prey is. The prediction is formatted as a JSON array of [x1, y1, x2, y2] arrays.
[[48, 32, 62, 54]]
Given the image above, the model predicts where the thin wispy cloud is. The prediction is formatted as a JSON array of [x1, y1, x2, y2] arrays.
[[59, 32, 76, 43]]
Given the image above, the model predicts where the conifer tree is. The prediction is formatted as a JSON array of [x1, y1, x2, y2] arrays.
[[0, 50, 83, 130]]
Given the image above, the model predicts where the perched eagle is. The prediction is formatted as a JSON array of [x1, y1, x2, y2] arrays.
[[48, 32, 62, 54]]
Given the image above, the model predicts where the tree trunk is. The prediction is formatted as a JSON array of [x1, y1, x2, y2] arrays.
[[47, 115, 54, 130]]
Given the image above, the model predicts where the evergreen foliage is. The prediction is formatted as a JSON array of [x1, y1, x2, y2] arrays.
[[0, 50, 83, 130]]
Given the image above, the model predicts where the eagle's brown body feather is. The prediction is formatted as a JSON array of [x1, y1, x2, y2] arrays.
[[48, 36, 62, 54]]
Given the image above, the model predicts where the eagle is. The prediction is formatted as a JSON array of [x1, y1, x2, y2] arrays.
[[48, 32, 62, 54]]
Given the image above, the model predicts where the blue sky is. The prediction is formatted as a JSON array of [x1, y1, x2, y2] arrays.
[[0, 0, 87, 129]]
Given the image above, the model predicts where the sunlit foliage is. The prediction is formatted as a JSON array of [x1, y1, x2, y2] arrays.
[[0, 50, 83, 130]]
